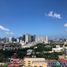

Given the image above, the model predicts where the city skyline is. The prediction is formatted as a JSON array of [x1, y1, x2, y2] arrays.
[[0, 0, 67, 38]]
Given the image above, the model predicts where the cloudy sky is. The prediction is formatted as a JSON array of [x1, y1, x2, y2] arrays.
[[0, 0, 67, 37]]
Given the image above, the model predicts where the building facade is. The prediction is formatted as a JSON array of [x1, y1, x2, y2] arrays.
[[23, 58, 47, 67], [35, 36, 48, 44]]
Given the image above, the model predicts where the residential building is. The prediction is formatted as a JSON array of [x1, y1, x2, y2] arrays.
[[23, 58, 47, 67], [52, 47, 63, 52], [48, 61, 61, 67], [64, 40, 67, 45], [64, 47, 67, 55]]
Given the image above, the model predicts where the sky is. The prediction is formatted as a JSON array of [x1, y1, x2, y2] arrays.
[[0, 0, 67, 38]]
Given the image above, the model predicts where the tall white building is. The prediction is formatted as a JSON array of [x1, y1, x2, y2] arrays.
[[25, 34, 32, 43], [9, 37, 12, 43], [35, 35, 48, 44], [16, 38, 19, 43], [45, 36, 48, 44]]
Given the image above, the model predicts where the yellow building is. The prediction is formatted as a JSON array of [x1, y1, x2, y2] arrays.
[[23, 58, 47, 67]]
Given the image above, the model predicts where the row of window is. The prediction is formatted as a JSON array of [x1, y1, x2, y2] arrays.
[[34, 66, 42, 67], [24, 61, 43, 67], [27, 65, 42, 67]]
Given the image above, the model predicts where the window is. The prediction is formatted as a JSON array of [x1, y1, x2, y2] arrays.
[[28, 61, 31, 66], [28, 65, 31, 67], [39, 66, 42, 67], [28, 61, 31, 62], [34, 66, 37, 67], [28, 61, 31, 65]]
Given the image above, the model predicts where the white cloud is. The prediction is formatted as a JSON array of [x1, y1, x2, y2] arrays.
[[64, 23, 67, 27], [5, 32, 14, 35], [0, 25, 15, 37], [0, 25, 10, 31], [47, 11, 62, 19]]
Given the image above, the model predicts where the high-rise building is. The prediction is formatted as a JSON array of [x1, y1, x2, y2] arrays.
[[45, 36, 48, 44], [9, 37, 12, 43], [22, 34, 35, 44], [25, 34, 32, 43], [35, 35, 48, 43], [31, 35, 36, 42]]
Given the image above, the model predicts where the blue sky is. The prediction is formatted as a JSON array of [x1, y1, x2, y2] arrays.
[[0, 0, 67, 38]]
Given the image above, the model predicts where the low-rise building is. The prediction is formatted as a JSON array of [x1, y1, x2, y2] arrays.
[[52, 47, 63, 52], [23, 58, 47, 67], [8, 58, 22, 67], [48, 61, 61, 67]]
